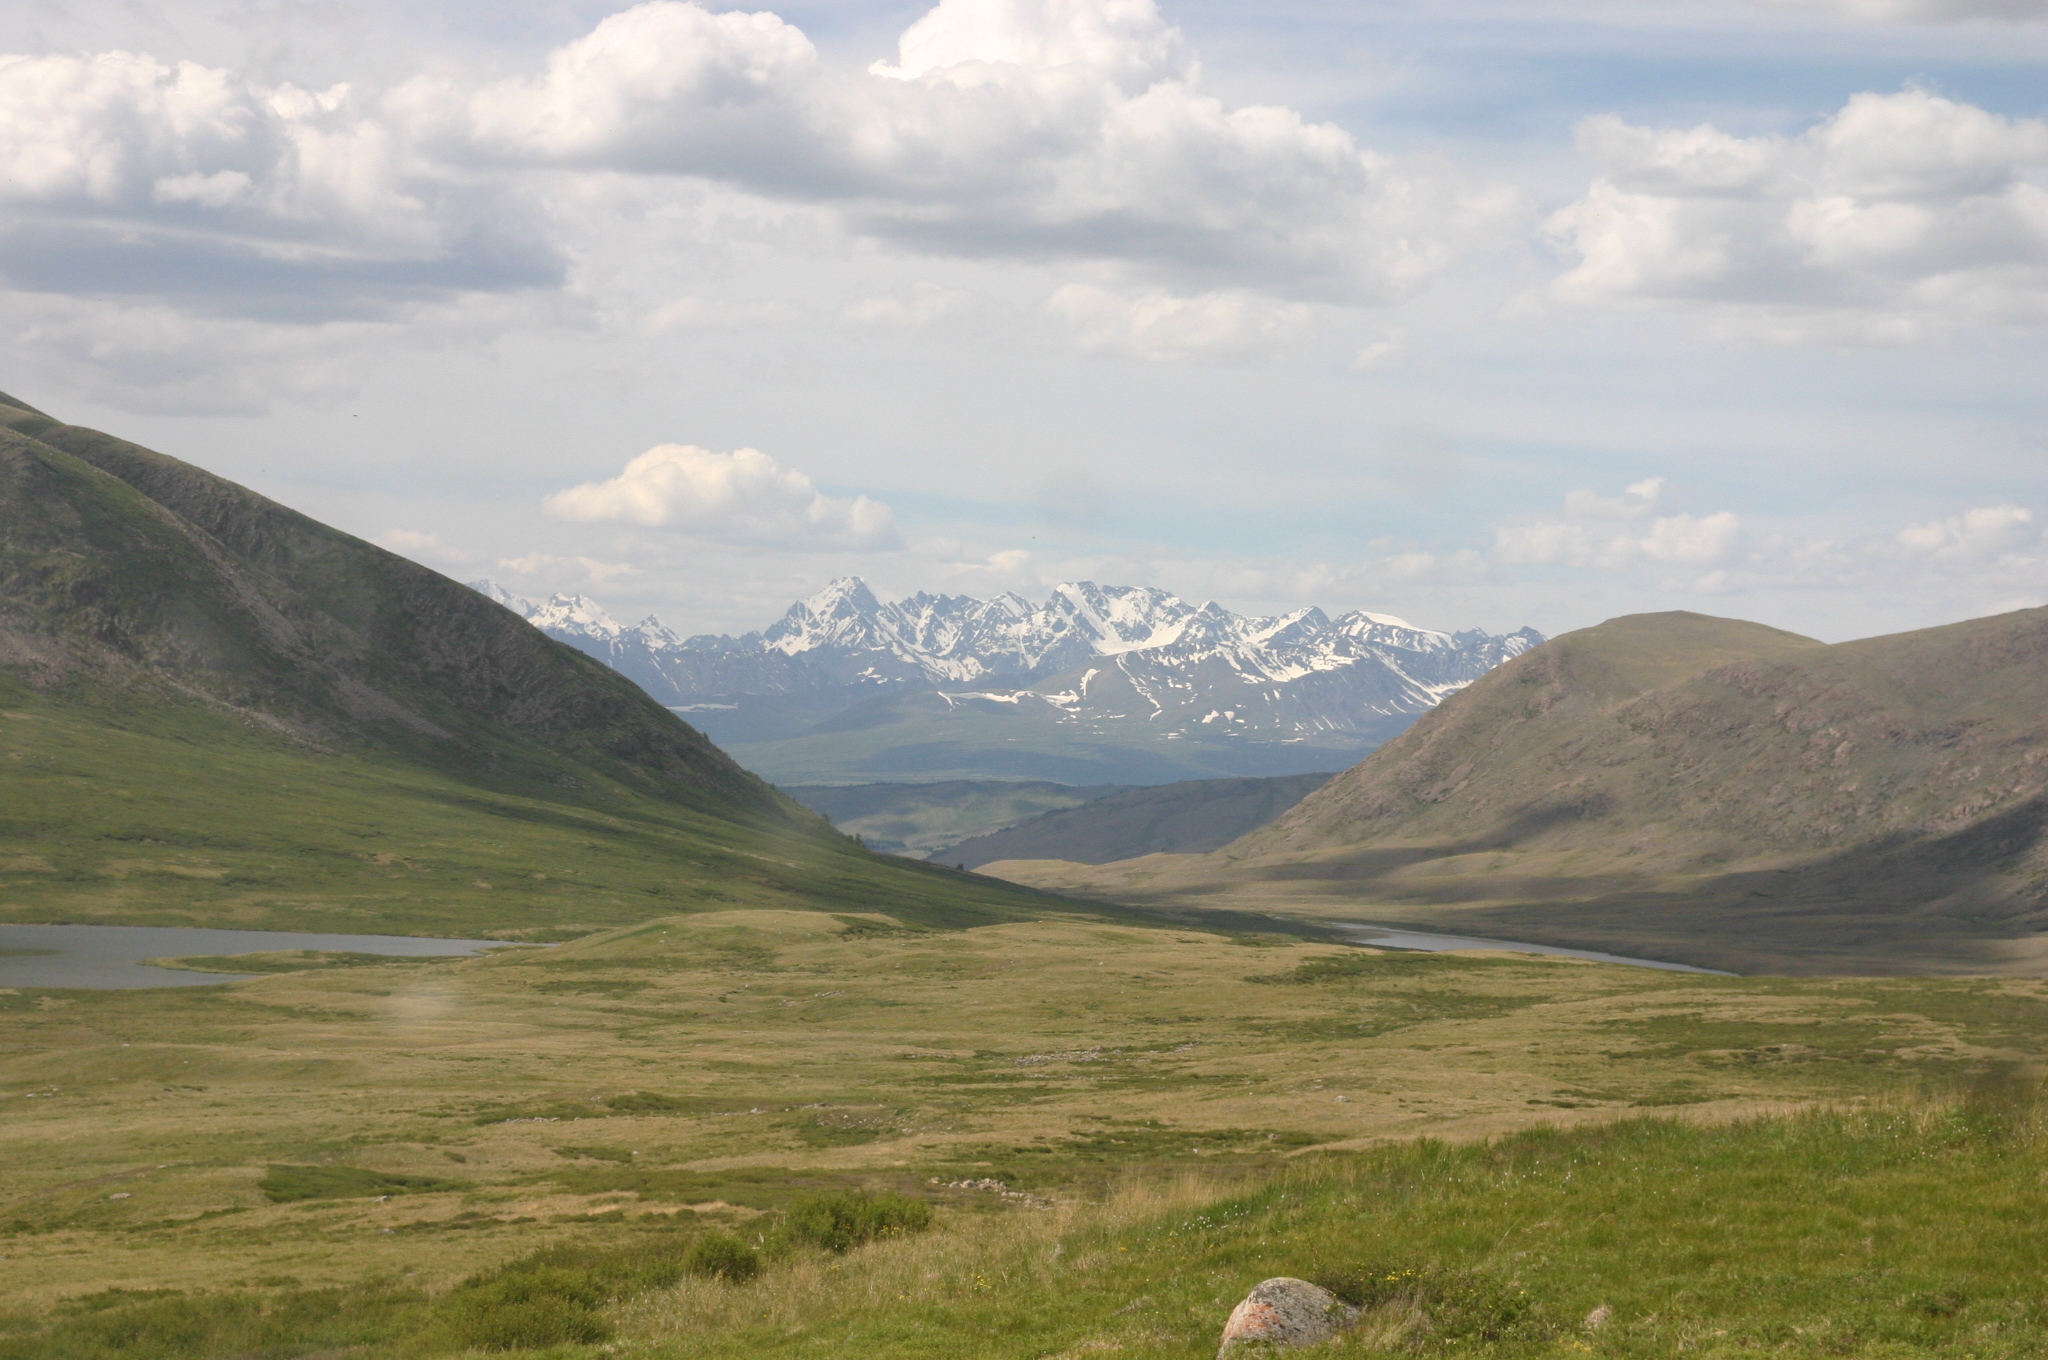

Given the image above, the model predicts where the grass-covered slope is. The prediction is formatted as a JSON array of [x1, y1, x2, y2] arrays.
[[934, 772, 1333, 869], [0, 389, 1102, 934], [986, 609, 2048, 974]]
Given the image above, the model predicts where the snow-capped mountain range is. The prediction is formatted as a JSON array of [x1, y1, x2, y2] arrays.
[[470, 577, 1542, 784]]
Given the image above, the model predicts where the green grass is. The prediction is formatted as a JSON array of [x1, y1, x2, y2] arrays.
[[0, 676, 1114, 937], [9, 1091, 2048, 1357], [257, 1165, 460, 1203]]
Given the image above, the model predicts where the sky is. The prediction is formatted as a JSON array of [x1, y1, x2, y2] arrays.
[[2, 0, 2045, 643]]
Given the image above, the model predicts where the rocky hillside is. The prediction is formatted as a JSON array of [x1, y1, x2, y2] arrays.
[[475, 576, 1541, 784]]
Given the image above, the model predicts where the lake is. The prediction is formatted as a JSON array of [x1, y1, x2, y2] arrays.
[[1337, 925, 1734, 975], [0, 924, 522, 989]]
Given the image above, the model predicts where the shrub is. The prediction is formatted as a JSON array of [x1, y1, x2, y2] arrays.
[[427, 1269, 613, 1352], [684, 1231, 760, 1283], [774, 1190, 932, 1255], [420, 1233, 714, 1351]]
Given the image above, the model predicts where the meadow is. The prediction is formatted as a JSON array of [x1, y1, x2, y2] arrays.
[[0, 678, 1092, 939], [5, 909, 2047, 1356]]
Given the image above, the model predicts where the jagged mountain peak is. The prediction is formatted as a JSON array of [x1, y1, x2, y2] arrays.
[[471, 577, 1542, 786]]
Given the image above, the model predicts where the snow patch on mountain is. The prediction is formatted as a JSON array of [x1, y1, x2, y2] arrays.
[[471, 575, 1543, 763]]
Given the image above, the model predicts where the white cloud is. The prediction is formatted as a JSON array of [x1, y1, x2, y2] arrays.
[[0, 50, 557, 317], [1892, 504, 2035, 560], [3, 1, 1514, 326], [434, 0, 1511, 305], [375, 528, 470, 563], [497, 553, 641, 586], [1350, 330, 1405, 369], [1756, 0, 2046, 21], [872, 0, 1188, 86], [457, 5, 822, 175], [1047, 283, 1312, 360], [844, 282, 966, 326], [1549, 89, 2048, 341], [544, 444, 903, 551], [1497, 478, 1746, 572], [1564, 476, 1664, 519], [1493, 478, 2048, 604], [639, 294, 798, 334]]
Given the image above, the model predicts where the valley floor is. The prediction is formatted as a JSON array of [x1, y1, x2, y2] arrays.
[[4, 911, 2046, 1356]]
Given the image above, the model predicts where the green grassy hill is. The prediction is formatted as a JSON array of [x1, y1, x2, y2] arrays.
[[0, 390, 1103, 936], [983, 609, 2048, 974]]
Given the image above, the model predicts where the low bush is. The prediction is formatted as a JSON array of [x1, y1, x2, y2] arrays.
[[256, 1164, 455, 1203], [0, 1284, 421, 1359], [424, 1267, 614, 1352], [685, 1231, 761, 1282], [774, 1189, 932, 1254]]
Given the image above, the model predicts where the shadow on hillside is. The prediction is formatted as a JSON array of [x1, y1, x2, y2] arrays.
[[1196, 793, 2048, 971]]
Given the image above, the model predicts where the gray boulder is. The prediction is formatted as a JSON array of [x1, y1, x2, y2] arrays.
[[1217, 1277, 1360, 1356]]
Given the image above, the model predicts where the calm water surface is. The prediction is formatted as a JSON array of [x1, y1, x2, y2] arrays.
[[0, 924, 520, 989], [1338, 925, 1734, 975]]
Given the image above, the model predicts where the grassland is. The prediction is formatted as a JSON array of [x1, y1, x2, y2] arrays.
[[0, 676, 1104, 938], [6, 910, 2048, 1355]]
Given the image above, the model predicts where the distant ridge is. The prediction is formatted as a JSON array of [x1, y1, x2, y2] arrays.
[[474, 577, 1542, 785], [933, 773, 1333, 869], [983, 608, 2048, 976]]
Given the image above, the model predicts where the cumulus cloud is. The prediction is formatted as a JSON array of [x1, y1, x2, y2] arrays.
[[456, 5, 823, 179], [544, 444, 902, 550], [3, 0, 1513, 331], [1548, 89, 2048, 341], [1891, 504, 2036, 561], [0, 51, 558, 318], [434, 0, 1511, 304], [1047, 283, 1313, 359], [1495, 512, 1745, 572], [1493, 479, 2048, 604]]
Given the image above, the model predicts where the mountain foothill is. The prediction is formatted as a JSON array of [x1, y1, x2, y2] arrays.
[[0, 389, 1107, 936], [987, 608, 2048, 976]]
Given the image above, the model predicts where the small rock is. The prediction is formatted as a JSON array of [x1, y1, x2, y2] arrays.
[[1217, 1278, 1359, 1356], [1585, 1303, 1613, 1331]]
